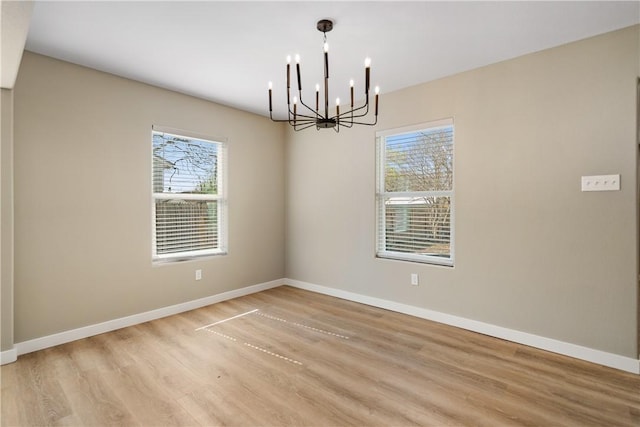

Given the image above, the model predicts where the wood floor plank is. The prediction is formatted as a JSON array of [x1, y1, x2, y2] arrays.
[[1, 352, 71, 426], [2, 285, 639, 426], [56, 369, 139, 426]]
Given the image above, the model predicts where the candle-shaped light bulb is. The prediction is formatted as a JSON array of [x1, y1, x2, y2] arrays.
[[315, 83, 320, 92], [364, 58, 371, 92], [268, 81, 273, 90], [374, 86, 379, 116], [295, 54, 302, 90], [336, 97, 340, 106], [350, 79, 355, 107], [293, 96, 297, 122], [286, 56, 291, 90], [323, 43, 329, 79]]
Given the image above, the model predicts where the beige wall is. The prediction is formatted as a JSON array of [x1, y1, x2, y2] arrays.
[[1, 88, 14, 351], [286, 26, 639, 358], [13, 52, 285, 342], [7, 26, 639, 360]]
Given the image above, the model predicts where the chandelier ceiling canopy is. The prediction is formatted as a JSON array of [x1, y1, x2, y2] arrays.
[[268, 19, 379, 132]]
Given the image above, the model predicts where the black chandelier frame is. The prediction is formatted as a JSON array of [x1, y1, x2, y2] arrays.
[[268, 19, 379, 132]]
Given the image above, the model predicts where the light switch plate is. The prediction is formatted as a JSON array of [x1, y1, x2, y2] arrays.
[[581, 174, 620, 192]]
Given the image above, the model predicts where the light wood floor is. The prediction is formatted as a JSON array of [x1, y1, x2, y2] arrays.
[[2, 286, 639, 426]]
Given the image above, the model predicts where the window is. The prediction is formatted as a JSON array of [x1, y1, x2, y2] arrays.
[[152, 127, 227, 261], [376, 119, 454, 266]]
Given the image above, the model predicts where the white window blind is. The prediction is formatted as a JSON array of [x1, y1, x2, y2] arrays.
[[152, 128, 227, 261], [376, 119, 454, 266]]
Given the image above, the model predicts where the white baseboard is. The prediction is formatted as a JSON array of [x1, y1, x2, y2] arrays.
[[7, 277, 640, 375], [14, 279, 283, 358], [0, 347, 17, 365], [284, 278, 640, 375]]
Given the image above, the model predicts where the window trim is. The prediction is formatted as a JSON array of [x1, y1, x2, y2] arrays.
[[151, 125, 228, 263], [375, 118, 455, 267]]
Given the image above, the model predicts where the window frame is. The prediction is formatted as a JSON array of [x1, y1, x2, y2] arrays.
[[375, 118, 455, 267], [151, 126, 228, 263]]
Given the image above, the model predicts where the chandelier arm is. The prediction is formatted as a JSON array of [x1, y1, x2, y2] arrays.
[[288, 114, 316, 123], [288, 100, 319, 121], [333, 101, 369, 120], [271, 105, 301, 125], [293, 121, 319, 131], [291, 117, 316, 129], [334, 108, 377, 126], [282, 97, 373, 124], [333, 91, 372, 119], [297, 96, 323, 119], [344, 117, 378, 126], [342, 94, 376, 119], [290, 110, 319, 120], [332, 109, 367, 123], [269, 110, 294, 123], [270, 108, 316, 126], [339, 109, 371, 120]]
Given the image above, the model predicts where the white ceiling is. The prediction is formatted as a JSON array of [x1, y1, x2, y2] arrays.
[[25, 1, 640, 118]]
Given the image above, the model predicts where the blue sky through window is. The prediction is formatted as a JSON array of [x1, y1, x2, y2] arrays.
[[152, 131, 218, 194]]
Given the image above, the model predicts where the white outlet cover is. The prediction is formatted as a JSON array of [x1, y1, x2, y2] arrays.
[[581, 174, 620, 192]]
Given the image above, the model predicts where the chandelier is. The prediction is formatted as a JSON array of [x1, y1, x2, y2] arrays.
[[268, 19, 379, 132]]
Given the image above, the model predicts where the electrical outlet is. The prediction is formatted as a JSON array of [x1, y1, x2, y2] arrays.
[[411, 273, 419, 286], [195, 269, 202, 281]]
